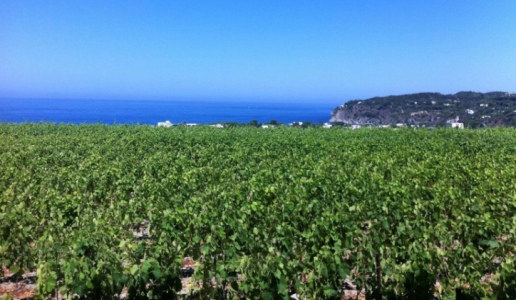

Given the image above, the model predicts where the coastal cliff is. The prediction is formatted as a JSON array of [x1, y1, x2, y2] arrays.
[[330, 91, 516, 127]]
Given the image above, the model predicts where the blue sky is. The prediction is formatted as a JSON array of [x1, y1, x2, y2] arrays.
[[1, 0, 516, 102]]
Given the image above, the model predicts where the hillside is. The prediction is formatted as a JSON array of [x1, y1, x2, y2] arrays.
[[330, 91, 516, 127]]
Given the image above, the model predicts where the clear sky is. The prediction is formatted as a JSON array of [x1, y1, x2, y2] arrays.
[[1, 0, 516, 102]]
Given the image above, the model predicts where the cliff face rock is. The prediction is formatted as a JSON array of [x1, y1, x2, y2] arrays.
[[330, 91, 516, 127]]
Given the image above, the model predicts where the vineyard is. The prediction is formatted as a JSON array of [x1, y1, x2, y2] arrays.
[[1, 124, 515, 299]]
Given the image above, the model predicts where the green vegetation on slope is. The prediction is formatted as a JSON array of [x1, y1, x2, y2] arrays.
[[1, 124, 516, 299], [331, 91, 516, 127]]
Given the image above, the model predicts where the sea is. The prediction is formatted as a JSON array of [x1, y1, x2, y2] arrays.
[[0, 98, 339, 125]]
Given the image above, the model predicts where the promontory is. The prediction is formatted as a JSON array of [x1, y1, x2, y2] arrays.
[[330, 91, 516, 128]]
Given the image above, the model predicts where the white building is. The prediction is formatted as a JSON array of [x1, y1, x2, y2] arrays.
[[465, 109, 475, 115], [209, 124, 224, 128], [450, 123, 464, 129], [322, 123, 332, 128], [157, 120, 173, 127], [447, 116, 463, 129]]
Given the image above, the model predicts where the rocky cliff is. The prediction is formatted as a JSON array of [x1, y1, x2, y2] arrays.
[[330, 91, 516, 127]]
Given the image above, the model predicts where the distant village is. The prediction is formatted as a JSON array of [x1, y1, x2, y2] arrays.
[[156, 118, 466, 129]]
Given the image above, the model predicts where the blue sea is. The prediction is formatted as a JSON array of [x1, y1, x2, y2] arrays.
[[0, 98, 338, 125]]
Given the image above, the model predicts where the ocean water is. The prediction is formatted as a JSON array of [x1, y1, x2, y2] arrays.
[[0, 98, 338, 125]]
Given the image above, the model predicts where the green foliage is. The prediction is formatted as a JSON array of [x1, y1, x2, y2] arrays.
[[333, 91, 516, 127], [0, 124, 515, 299]]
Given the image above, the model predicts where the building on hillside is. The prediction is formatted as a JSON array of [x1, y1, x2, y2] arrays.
[[450, 123, 464, 129], [446, 116, 463, 129]]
